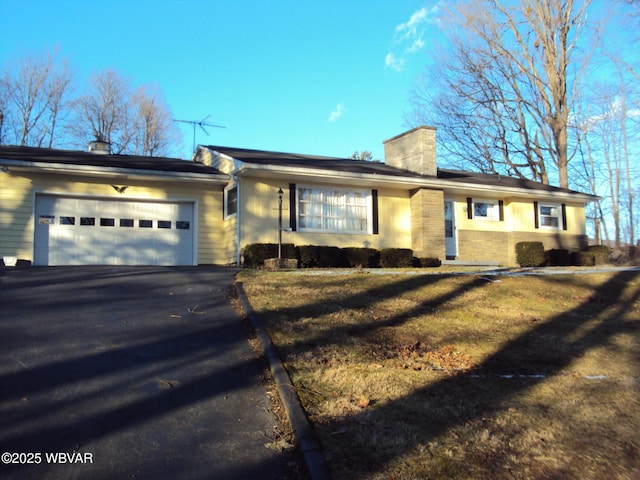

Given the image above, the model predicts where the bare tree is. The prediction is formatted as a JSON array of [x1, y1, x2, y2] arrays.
[[350, 150, 374, 161], [69, 69, 132, 153], [70, 70, 179, 156], [130, 85, 180, 157], [409, 0, 594, 188], [0, 49, 73, 147]]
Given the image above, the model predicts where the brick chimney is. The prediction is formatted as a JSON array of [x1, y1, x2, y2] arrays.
[[383, 126, 437, 176]]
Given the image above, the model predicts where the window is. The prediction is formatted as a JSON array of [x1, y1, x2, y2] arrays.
[[60, 216, 75, 225], [473, 200, 500, 220], [100, 218, 115, 227], [139, 219, 153, 228], [158, 220, 171, 229], [176, 221, 190, 230], [80, 217, 95, 226], [225, 184, 238, 218], [39, 215, 55, 225], [298, 187, 370, 233], [539, 204, 561, 228], [120, 218, 134, 227]]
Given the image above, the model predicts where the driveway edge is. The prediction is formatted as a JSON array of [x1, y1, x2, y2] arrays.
[[235, 282, 331, 480]]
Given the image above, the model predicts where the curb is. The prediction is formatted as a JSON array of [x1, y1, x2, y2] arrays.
[[235, 282, 331, 480]]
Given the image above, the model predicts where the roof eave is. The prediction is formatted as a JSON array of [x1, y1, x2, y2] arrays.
[[0, 159, 229, 184], [234, 162, 598, 201]]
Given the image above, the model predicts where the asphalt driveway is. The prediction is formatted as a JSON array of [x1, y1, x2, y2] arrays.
[[0, 266, 294, 480]]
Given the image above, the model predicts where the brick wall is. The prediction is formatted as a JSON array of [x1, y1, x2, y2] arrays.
[[383, 126, 437, 176], [457, 230, 588, 266], [507, 232, 588, 266], [457, 230, 509, 264], [410, 188, 445, 258]]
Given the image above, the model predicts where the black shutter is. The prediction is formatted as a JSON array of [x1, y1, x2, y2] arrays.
[[534, 201, 539, 229], [467, 197, 473, 219], [561, 203, 567, 230], [372, 189, 379, 235], [499, 200, 504, 221], [289, 183, 297, 231]]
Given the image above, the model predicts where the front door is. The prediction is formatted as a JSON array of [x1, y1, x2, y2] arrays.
[[444, 199, 457, 259]]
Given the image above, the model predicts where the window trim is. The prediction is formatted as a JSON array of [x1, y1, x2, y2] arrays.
[[537, 202, 563, 230], [224, 183, 238, 219], [471, 198, 501, 221], [296, 185, 374, 234]]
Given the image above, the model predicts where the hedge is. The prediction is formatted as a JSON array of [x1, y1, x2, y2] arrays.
[[342, 247, 380, 268], [416, 257, 442, 268], [298, 245, 348, 268], [575, 245, 611, 266], [515, 241, 545, 267], [242, 243, 297, 266], [242, 244, 437, 269], [380, 248, 414, 268], [545, 249, 570, 266]]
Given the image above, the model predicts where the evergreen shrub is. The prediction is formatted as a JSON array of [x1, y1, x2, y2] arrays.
[[515, 242, 545, 267]]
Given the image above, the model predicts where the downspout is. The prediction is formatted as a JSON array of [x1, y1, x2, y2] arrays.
[[234, 175, 242, 265]]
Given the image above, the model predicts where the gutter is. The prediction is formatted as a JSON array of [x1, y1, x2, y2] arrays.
[[0, 159, 229, 184], [232, 162, 598, 203]]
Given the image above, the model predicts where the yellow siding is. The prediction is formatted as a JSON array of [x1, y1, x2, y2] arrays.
[[0, 172, 35, 261], [451, 195, 586, 235], [0, 171, 227, 265], [238, 177, 412, 252], [450, 195, 588, 266]]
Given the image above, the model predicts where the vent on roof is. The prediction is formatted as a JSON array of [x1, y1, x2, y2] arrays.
[[88, 140, 111, 155]]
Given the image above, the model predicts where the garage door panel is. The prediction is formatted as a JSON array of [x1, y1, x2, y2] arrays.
[[34, 195, 195, 266]]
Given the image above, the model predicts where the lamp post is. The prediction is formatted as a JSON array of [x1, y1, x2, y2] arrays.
[[277, 188, 283, 260]]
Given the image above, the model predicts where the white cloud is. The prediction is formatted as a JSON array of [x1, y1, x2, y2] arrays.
[[385, 53, 404, 72], [385, 3, 442, 72], [407, 38, 425, 53], [328, 103, 346, 122], [395, 7, 428, 41]]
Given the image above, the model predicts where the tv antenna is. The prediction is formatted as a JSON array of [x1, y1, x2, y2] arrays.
[[174, 115, 226, 153]]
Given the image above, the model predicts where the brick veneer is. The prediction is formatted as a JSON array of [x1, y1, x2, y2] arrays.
[[410, 188, 445, 258], [457, 230, 588, 266]]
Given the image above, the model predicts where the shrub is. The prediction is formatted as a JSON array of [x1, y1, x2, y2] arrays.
[[417, 257, 442, 268], [380, 248, 414, 268], [298, 245, 319, 268], [575, 245, 611, 266], [342, 247, 380, 268], [298, 245, 348, 268], [242, 243, 296, 266], [586, 245, 610, 265], [575, 251, 596, 266], [515, 242, 545, 267], [545, 249, 570, 266]]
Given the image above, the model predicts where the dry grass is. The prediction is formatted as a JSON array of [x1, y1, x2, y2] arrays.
[[237, 269, 640, 480]]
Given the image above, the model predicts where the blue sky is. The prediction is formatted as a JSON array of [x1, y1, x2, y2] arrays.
[[0, 0, 444, 160]]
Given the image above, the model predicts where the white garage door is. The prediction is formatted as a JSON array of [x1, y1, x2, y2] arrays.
[[34, 195, 196, 266]]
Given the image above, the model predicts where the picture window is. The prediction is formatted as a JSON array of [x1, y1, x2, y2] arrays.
[[298, 186, 370, 233]]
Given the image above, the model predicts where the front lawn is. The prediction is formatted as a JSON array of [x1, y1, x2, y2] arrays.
[[237, 269, 640, 480]]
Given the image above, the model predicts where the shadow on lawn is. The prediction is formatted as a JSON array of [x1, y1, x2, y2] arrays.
[[268, 269, 640, 478]]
